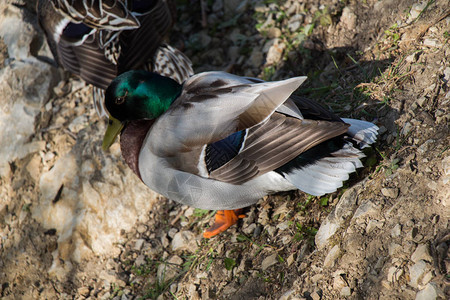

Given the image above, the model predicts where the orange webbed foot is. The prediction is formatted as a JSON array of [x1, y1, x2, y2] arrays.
[[203, 209, 246, 238]]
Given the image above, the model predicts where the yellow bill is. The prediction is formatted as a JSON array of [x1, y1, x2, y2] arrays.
[[102, 116, 124, 151]]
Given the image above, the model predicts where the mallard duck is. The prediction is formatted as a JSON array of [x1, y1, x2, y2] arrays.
[[102, 70, 379, 238], [36, 0, 193, 117]]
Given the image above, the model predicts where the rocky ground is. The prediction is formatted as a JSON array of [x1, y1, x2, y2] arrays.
[[0, 0, 449, 299]]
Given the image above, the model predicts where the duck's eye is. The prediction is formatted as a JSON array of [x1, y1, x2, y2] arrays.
[[115, 96, 126, 105], [115, 90, 128, 105]]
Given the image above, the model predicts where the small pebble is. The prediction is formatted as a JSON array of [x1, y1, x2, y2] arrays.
[[340, 7, 357, 30], [340, 286, 351, 297], [261, 253, 278, 270], [286, 253, 296, 267], [391, 224, 402, 237], [133, 239, 145, 251], [242, 223, 256, 235], [411, 244, 433, 263], [136, 225, 147, 234], [171, 231, 198, 252], [423, 39, 439, 48], [135, 254, 146, 267], [168, 228, 178, 239], [415, 283, 440, 300], [324, 245, 340, 268], [409, 260, 428, 288], [381, 187, 399, 198]]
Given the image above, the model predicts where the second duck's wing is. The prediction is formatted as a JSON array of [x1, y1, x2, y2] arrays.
[[50, 0, 139, 30], [118, 0, 176, 72], [39, 0, 188, 86], [37, 0, 118, 88]]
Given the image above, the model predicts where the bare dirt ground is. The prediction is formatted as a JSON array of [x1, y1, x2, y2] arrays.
[[0, 0, 449, 299]]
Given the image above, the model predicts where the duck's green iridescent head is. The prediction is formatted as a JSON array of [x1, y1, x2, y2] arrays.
[[105, 70, 182, 121], [102, 70, 182, 150]]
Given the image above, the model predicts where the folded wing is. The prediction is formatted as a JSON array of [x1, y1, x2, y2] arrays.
[[149, 72, 307, 162]]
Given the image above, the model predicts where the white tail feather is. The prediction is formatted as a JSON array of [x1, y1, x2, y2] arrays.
[[342, 118, 379, 148], [283, 154, 363, 196], [283, 139, 370, 196]]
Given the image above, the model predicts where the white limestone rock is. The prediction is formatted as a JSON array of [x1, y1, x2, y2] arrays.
[[0, 4, 60, 175], [35, 124, 159, 276]]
